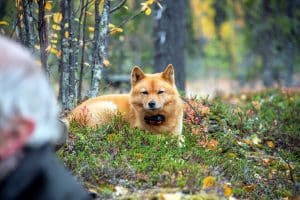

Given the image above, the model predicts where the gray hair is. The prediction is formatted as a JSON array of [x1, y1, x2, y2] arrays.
[[0, 36, 61, 147]]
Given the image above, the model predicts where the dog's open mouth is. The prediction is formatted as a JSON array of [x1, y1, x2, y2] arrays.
[[144, 115, 165, 126]]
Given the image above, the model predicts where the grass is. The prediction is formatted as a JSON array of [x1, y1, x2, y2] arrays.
[[57, 89, 300, 199]]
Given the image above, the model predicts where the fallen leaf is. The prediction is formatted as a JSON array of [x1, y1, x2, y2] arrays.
[[266, 140, 275, 148], [207, 139, 218, 150], [223, 184, 233, 197], [252, 101, 261, 110], [243, 184, 256, 192], [202, 176, 216, 189], [159, 193, 181, 200]]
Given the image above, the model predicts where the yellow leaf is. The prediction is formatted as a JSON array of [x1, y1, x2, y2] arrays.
[[34, 44, 40, 50], [145, 7, 152, 15], [136, 153, 143, 161], [252, 101, 261, 110], [220, 21, 234, 40], [64, 31, 69, 38], [85, 11, 93, 16], [223, 184, 233, 197], [110, 27, 123, 35], [45, 45, 51, 52], [52, 24, 61, 31], [229, 152, 235, 158], [99, 0, 104, 14], [50, 47, 58, 55], [50, 39, 57, 44], [56, 50, 61, 58], [266, 141, 275, 148], [251, 134, 261, 145], [243, 184, 256, 192], [0, 21, 9, 26], [84, 62, 91, 67], [88, 26, 94, 32], [200, 106, 210, 115], [207, 139, 218, 150], [44, 1, 52, 11], [146, 0, 155, 5], [102, 59, 110, 67], [108, 23, 115, 29], [53, 12, 62, 24], [116, 27, 123, 32], [202, 176, 216, 189]]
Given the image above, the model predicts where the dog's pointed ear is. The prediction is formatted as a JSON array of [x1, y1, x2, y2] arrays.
[[161, 64, 175, 85], [131, 66, 145, 85]]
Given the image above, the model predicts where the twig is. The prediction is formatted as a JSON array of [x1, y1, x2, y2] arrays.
[[181, 96, 203, 124], [109, 0, 127, 14], [109, 9, 143, 34]]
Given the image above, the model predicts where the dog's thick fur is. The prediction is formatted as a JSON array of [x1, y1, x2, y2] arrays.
[[69, 64, 184, 135]]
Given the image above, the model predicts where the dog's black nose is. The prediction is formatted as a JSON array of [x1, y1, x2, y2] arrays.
[[148, 101, 156, 109]]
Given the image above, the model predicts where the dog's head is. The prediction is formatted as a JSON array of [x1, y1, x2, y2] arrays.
[[130, 64, 178, 114]]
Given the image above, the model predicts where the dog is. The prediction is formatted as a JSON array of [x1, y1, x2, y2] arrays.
[[69, 64, 184, 136]]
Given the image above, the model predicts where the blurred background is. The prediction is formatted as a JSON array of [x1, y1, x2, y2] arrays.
[[0, 0, 299, 109]]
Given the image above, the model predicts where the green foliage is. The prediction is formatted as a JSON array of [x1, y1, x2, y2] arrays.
[[58, 89, 300, 199]]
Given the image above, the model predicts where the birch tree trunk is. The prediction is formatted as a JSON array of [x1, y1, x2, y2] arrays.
[[153, 0, 186, 92], [67, 0, 77, 108], [88, 0, 111, 98], [58, 0, 71, 110], [37, 0, 50, 78]]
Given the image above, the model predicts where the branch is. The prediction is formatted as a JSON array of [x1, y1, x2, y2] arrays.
[[109, 9, 143, 34], [109, 0, 127, 14]]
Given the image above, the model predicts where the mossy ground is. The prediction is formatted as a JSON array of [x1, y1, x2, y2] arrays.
[[58, 89, 300, 199]]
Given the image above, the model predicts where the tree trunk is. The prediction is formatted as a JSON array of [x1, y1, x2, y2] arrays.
[[88, 0, 110, 98], [58, 0, 71, 110], [37, 0, 50, 78], [67, 0, 77, 108], [153, 0, 186, 92], [21, 0, 35, 50], [16, 1, 26, 45], [261, 0, 273, 87], [78, 0, 89, 101]]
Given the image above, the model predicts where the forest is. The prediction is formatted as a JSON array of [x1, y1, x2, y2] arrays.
[[0, 0, 299, 199]]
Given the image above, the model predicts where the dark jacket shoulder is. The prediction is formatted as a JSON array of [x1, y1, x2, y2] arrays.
[[0, 145, 91, 200]]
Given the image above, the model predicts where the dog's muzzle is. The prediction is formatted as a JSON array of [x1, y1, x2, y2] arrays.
[[144, 115, 165, 126]]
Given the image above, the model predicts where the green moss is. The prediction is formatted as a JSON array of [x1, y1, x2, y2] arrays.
[[58, 89, 300, 199]]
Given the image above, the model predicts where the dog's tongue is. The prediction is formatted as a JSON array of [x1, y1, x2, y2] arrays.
[[144, 115, 165, 126]]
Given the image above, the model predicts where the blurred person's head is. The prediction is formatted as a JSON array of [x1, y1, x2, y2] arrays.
[[0, 36, 61, 160]]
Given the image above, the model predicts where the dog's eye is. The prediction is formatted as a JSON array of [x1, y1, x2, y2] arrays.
[[141, 91, 148, 95], [158, 90, 164, 94]]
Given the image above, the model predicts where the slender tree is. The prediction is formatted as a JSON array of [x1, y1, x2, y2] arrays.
[[77, 0, 90, 101], [37, 0, 50, 78], [58, 0, 70, 109], [20, 0, 35, 49], [153, 0, 186, 92], [67, 0, 77, 108], [88, 0, 111, 97]]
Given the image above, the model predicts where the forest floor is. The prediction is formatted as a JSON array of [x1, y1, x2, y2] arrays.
[[58, 89, 300, 199]]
